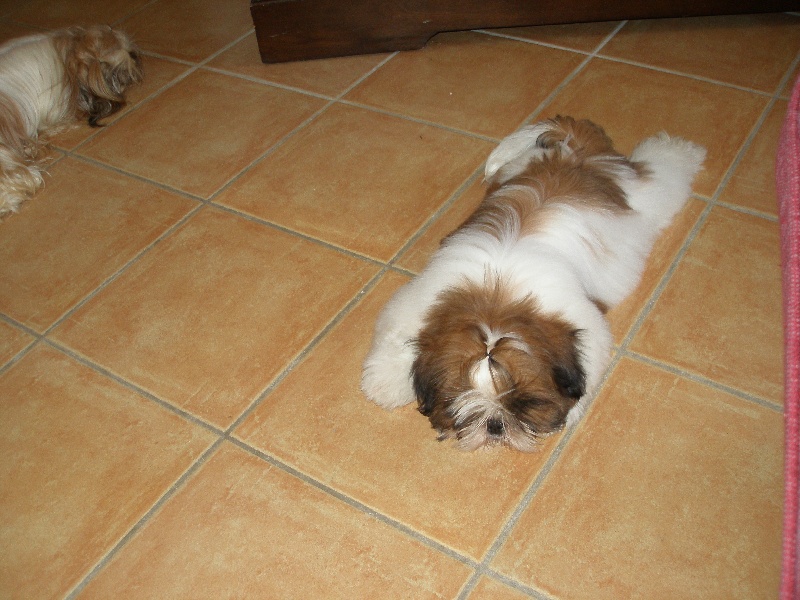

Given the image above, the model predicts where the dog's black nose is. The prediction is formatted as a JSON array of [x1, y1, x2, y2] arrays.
[[486, 418, 504, 436]]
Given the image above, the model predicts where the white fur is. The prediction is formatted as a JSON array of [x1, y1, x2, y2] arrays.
[[0, 35, 73, 135], [0, 35, 70, 214], [362, 124, 705, 430]]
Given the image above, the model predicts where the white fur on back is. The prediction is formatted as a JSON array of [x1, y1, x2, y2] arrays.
[[0, 34, 69, 136]]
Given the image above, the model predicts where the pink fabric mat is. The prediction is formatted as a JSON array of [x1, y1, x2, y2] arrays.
[[778, 72, 800, 600]]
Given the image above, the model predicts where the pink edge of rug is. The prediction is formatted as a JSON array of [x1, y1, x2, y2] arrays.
[[777, 72, 800, 600]]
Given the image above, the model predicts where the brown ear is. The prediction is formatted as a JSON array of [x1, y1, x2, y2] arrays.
[[411, 350, 440, 417], [551, 330, 586, 400]]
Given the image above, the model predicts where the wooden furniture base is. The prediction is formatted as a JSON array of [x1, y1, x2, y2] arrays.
[[251, 0, 799, 64]]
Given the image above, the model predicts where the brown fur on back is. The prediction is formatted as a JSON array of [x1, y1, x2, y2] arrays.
[[464, 115, 644, 241]]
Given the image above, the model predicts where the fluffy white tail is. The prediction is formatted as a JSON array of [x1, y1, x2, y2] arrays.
[[629, 133, 706, 230]]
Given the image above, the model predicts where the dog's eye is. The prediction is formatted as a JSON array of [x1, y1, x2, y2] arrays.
[[511, 395, 549, 409]]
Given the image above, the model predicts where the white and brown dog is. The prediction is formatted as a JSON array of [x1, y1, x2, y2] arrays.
[[0, 25, 142, 216], [362, 116, 705, 451]]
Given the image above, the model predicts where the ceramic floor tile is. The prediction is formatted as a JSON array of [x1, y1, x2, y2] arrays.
[[487, 21, 622, 53], [602, 14, 800, 93], [607, 199, 706, 342], [345, 31, 585, 138], [631, 206, 783, 402], [215, 103, 492, 261], [719, 100, 786, 216], [235, 272, 561, 560], [545, 58, 769, 197], [0, 158, 196, 332], [208, 32, 390, 97], [78, 70, 325, 198], [467, 577, 531, 600], [0, 321, 33, 367], [395, 177, 485, 274], [118, 0, 253, 63], [52, 56, 192, 151], [77, 442, 472, 599], [0, 345, 215, 600], [493, 357, 784, 600], [51, 207, 377, 429], [9, 0, 151, 29]]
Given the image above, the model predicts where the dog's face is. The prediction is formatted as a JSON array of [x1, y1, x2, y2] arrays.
[[412, 282, 585, 452], [59, 26, 143, 126]]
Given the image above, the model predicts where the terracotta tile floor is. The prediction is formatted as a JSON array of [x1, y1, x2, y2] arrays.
[[0, 5, 795, 598]]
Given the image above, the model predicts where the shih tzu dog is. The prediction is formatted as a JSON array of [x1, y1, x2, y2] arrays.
[[362, 116, 705, 451], [0, 25, 142, 216]]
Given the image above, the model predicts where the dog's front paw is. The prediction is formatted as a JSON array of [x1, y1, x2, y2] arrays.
[[361, 340, 417, 409]]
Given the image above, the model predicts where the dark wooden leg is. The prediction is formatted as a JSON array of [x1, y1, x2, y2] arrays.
[[251, 0, 800, 64]]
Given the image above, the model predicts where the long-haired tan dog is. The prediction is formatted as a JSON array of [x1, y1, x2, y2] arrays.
[[0, 25, 142, 216]]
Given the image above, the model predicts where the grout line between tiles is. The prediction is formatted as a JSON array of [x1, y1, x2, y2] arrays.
[[386, 264, 417, 278], [481, 570, 557, 600], [43, 338, 226, 436], [477, 25, 785, 99], [714, 200, 779, 222], [335, 98, 502, 144], [39, 203, 205, 338], [210, 203, 388, 267], [0, 312, 42, 339], [591, 54, 777, 97], [475, 29, 595, 56], [203, 99, 338, 199], [64, 438, 226, 600], [136, 49, 197, 67], [221, 268, 388, 436], [480, 17, 628, 59], [200, 64, 336, 102], [777, 48, 800, 98], [386, 167, 486, 267], [0, 337, 39, 377], [622, 349, 784, 413], [203, 52, 398, 203], [69, 154, 208, 202], [0, 310, 43, 376], [224, 435, 482, 570], [512, 21, 627, 128]]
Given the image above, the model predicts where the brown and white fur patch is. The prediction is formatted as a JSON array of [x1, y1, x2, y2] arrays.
[[0, 25, 142, 217], [362, 116, 706, 452]]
